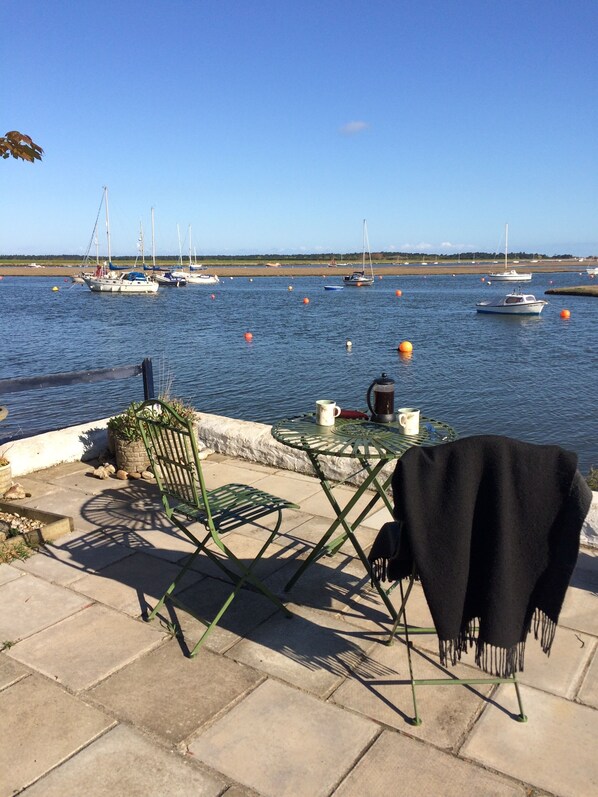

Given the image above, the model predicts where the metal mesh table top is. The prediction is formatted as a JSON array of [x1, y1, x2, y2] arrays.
[[271, 414, 457, 460]]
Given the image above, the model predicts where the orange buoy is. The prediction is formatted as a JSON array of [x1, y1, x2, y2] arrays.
[[481, 277, 485, 282], [303, 297, 310, 304], [395, 289, 402, 297], [244, 332, 253, 341], [210, 293, 215, 299], [560, 309, 571, 319], [398, 340, 413, 353]]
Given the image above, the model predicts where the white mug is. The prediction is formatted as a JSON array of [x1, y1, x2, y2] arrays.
[[316, 400, 341, 427], [397, 407, 420, 435]]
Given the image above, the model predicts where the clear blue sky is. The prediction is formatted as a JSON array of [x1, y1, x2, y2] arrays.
[[2, 0, 598, 257]]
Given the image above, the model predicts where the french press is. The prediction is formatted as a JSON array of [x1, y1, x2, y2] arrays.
[[366, 372, 396, 423]]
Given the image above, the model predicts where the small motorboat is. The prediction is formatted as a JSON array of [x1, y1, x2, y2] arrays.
[[155, 271, 187, 287], [476, 291, 547, 315], [324, 285, 344, 291]]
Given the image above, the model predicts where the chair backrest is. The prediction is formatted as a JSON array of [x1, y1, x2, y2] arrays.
[[134, 399, 212, 521]]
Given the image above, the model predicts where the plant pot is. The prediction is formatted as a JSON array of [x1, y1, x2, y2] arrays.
[[113, 437, 150, 474], [0, 462, 12, 497]]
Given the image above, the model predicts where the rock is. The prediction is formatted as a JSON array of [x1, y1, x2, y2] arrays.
[[115, 469, 128, 480], [104, 463, 116, 474], [3, 483, 27, 500], [93, 466, 110, 480], [141, 470, 155, 481], [128, 471, 141, 480]]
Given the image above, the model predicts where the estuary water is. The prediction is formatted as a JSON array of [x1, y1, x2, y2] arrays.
[[1, 271, 596, 472]]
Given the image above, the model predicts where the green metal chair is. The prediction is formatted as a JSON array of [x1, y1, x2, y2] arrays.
[[134, 399, 298, 655]]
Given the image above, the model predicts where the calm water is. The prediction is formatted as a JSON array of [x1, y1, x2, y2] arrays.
[[1, 272, 596, 472]]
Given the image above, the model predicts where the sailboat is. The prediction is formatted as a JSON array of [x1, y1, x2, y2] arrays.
[[343, 220, 375, 286], [487, 224, 532, 282], [172, 225, 220, 285], [82, 188, 159, 294]]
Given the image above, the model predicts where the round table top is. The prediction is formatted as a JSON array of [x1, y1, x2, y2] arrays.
[[271, 414, 457, 460]]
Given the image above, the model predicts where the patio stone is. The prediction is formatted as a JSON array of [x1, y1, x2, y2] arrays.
[[0, 562, 22, 585], [20, 724, 225, 796], [88, 641, 262, 744], [333, 729, 527, 796], [21, 486, 99, 532], [0, 675, 114, 795], [571, 547, 598, 589], [462, 684, 598, 797], [578, 644, 598, 708], [331, 635, 494, 749], [7, 604, 165, 691], [69, 550, 202, 617], [200, 460, 266, 489], [191, 531, 296, 580], [0, 573, 90, 641], [171, 573, 283, 653], [13, 534, 132, 584], [250, 471, 323, 503], [296, 484, 392, 529], [188, 679, 378, 797], [228, 602, 377, 697], [0, 653, 29, 691], [559, 583, 598, 635]]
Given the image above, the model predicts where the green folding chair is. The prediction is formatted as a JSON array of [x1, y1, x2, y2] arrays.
[[134, 399, 298, 655]]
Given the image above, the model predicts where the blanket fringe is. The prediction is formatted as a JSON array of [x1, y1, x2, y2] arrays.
[[532, 608, 557, 655]]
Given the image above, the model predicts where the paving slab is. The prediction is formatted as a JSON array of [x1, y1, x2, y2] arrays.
[[578, 645, 598, 708], [331, 634, 494, 749], [199, 460, 267, 489], [332, 728, 527, 796], [20, 724, 225, 797], [0, 652, 29, 691], [7, 604, 165, 691], [276, 512, 380, 558], [228, 602, 377, 697], [250, 471, 323, 504], [559, 583, 598, 635], [69, 550, 202, 617], [0, 675, 115, 795], [295, 484, 389, 528], [0, 573, 90, 641], [88, 640, 263, 745], [20, 486, 101, 532], [100, 524, 200, 563], [171, 573, 283, 653], [0, 562, 22, 585], [13, 533, 132, 584], [188, 679, 379, 797], [462, 684, 598, 797], [190, 531, 296, 581], [571, 547, 598, 589]]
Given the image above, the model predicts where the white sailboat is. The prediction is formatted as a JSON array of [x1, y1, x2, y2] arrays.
[[488, 224, 532, 282], [82, 188, 158, 294], [172, 224, 220, 285], [343, 219, 375, 287]]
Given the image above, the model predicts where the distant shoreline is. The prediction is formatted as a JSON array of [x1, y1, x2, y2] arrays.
[[0, 262, 594, 279]]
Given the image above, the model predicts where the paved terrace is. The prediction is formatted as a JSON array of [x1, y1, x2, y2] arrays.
[[1, 455, 597, 797]]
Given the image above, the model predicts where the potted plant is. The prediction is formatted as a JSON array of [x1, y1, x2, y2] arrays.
[[108, 398, 197, 474]]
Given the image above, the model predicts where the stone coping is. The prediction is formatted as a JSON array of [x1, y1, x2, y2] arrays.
[[2, 412, 596, 547]]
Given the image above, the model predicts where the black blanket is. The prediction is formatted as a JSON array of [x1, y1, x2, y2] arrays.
[[368, 435, 592, 677]]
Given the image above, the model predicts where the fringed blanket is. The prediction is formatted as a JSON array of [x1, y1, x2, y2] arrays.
[[368, 435, 592, 677]]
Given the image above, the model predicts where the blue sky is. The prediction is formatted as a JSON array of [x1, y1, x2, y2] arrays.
[[2, 0, 598, 256]]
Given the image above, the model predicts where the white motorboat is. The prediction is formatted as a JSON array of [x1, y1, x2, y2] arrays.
[[476, 291, 547, 315], [586, 266, 598, 276], [488, 224, 532, 282], [343, 220, 375, 287], [172, 270, 219, 285]]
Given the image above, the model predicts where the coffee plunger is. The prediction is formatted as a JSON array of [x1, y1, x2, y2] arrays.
[[366, 372, 395, 423]]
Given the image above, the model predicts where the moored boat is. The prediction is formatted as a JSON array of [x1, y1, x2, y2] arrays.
[[343, 220, 375, 287], [83, 269, 159, 293], [488, 224, 532, 282], [476, 291, 547, 315], [155, 271, 186, 287]]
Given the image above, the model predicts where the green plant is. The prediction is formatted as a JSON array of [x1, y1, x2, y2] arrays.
[[108, 398, 197, 442], [1, 640, 15, 651], [0, 539, 32, 565], [586, 467, 598, 491]]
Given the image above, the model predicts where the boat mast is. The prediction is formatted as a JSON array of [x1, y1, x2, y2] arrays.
[[104, 186, 112, 266], [139, 221, 145, 266], [151, 206, 156, 269], [177, 224, 183, 267], [362, 219, 373, 276], [505, 223, 508, 271], [188, 225, 192, 268]]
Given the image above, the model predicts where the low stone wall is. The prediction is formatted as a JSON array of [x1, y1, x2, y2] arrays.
[[1, 412, 597, 548]]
